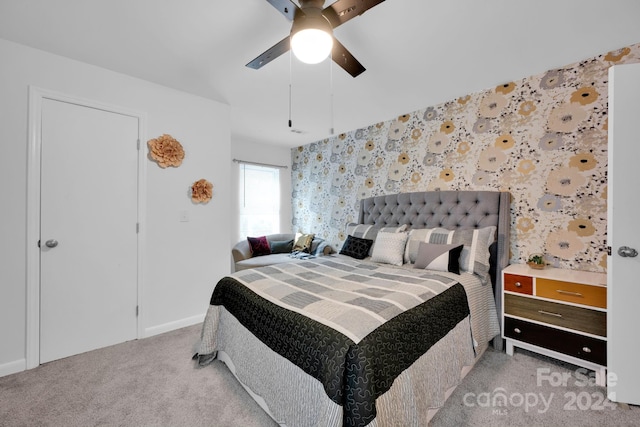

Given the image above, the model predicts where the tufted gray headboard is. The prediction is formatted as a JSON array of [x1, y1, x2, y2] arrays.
[[358, 190, 511, 349]]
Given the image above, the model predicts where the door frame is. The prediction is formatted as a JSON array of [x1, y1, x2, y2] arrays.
[[26, 86, 147, 369]]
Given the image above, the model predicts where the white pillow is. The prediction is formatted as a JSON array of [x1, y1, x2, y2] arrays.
[[370, 231, 409, 266]]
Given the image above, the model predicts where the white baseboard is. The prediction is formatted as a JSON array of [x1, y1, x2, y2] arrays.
[[0, 358, 26, 378], [143, 313, 205, 338]]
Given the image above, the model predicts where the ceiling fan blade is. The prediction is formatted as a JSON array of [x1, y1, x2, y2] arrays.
[[332, 38, 365, 77], [265, 0, 301, 21], [322, 0, 385, 28], [246, 36, 291, 70]]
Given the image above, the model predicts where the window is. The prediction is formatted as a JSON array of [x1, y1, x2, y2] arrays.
[[238, 163, 280, 239]]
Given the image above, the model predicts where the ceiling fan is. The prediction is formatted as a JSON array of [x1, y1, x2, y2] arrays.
[[246, 0, 386, 78]]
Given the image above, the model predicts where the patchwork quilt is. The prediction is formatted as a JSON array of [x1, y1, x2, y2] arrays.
[[199, 255, 471, 427]]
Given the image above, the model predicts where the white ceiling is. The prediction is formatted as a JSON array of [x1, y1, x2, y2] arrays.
[[1, 0, 640, 148]]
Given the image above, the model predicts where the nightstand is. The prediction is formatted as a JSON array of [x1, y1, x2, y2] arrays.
[[502, 264, 607, 386]]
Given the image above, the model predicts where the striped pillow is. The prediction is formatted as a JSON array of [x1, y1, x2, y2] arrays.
[[414, 242, 464, 274], [344, 223, 407, 256], [404, 226, 496, 280]]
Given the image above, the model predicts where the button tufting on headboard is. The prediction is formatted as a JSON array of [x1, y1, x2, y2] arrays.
[[356, 190, 511, 353]]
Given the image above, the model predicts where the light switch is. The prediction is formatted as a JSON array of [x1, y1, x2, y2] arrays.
[[179, 210, 190, 222]]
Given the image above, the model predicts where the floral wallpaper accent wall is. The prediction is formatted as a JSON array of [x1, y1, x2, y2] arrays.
[[291, 43, 640, 273]]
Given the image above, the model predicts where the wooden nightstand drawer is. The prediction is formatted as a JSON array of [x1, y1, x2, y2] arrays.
[[504, 273, 533, 295], [536, 278, 606, 308], [504, 317, 607, 365], [504, 293, 606, 337]]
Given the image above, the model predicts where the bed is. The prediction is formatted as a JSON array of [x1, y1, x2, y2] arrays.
[[197, 190, 510, 426]]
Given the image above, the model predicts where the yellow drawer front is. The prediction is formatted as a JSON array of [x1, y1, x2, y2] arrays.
[[536, 278, 606, 309]]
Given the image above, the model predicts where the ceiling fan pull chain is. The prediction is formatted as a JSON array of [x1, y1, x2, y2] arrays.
[[288, 49, 293, 128], [330, 50, 334, 134]]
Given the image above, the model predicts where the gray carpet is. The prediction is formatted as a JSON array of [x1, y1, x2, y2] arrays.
[[1, 324, 638, 426]]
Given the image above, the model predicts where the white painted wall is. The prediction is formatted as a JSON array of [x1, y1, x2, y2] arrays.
[[0, 38, 231, 375], [230, 138, 293, 249]]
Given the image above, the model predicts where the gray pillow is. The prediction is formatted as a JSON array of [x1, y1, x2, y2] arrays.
[[269, 239, 294, 254], [414, 242, 463, 274], [404, 226, 496, 280]]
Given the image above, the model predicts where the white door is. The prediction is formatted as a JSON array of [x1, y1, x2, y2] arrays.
[[607, 63, 640, 404], [39, 98, 139, 363]]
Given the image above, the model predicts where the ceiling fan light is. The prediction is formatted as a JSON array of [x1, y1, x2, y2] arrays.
[[291, 28, 333, 64], [290, 12, 334, 65]]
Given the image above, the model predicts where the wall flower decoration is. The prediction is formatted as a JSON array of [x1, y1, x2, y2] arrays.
[[479, 92, 508, 118], [427, 132, 450, 153], [332, 140, 344, 153], [540, 69, 565, 90], [439, 168, 455, 182], [547, 103, 587, 133], [518, 100, 537, 116], [495, 134, 515, 150], [568, 218, 596, 237], [147, 134, 185, 168], [569, 152, 597, 171], [398, 153, 410, 164], [545, 230, 585, 260], [457, 141, 471, 155], [472, 118, 491, 133], [191, 179, 213, 203], [358, 185, 372, 199], [496, 82, 516, 94], [478, 147, 507, 171], [537, 194, 563, 212], [388, 162, 407, 181], [604, 47, 631, 63], [388, 120, 406, 140], [440, 120, 455, 134], [423, 152, 438, 167], [357, 150, 372, 166], [546, 167, 587, 196], [472, 170, 492, 186], [539, 133, 564, 151], [517, 159, 536, 175], [517, 217, 535, 233], [457, 95, 471, 105], [570, 87, 600, 105]]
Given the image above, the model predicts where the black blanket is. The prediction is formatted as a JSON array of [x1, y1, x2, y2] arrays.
[[205, 276, 470, 427]]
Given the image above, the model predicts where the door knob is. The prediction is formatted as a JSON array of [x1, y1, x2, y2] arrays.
[[618, 246, 638, 258], [45, 239, 59, 248]]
